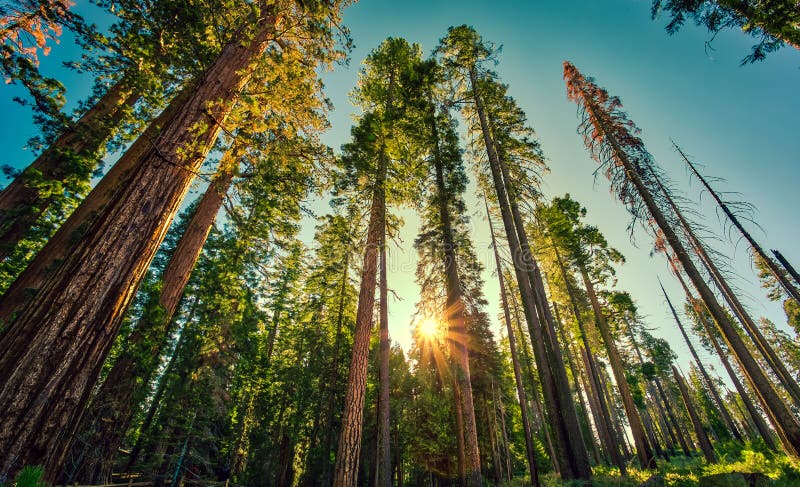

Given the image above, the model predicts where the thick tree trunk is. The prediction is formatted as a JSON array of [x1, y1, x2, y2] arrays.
[[579, 266, 655, 469], [773, 250, 800, 290], [660, 283, 743, 442], [469, 65, 590, 482], [0, 86, 191, 322], [0, 76, 140, 258], [0, 11, 280, 480], [582, 97, 800, 456], [377, 232, 391, 487], [677, 145, 800, 304], [487, 202, 540, 486], [672, 366, 717, 463]]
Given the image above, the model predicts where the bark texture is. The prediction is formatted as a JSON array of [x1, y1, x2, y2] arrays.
[[0, 11, 280, 479]]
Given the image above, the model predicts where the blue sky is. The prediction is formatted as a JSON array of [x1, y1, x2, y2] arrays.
[[1, 0, 798, 380]]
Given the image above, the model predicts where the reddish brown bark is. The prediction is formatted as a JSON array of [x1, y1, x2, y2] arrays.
[[377, 229, 391, 487], [0, 10, 280, 479], [0, 77, 140, 258], [67, 160, 235, 483], [0, 87, 191, 323]]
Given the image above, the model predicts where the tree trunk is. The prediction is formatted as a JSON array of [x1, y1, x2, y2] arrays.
[[430, 105, 481, 487], [672, 366, 717, 462], [553, 246, 626, 474], [377, 231, 391, 487], [579, 266, 655, 469], [677, 145, 800, 304], [773, 250, 800, 290], [671, 263, 779, 451], [486, 201, 540, 486], [333, 152, 385, 487], [0, 86, 191, 322], [469, 65, 589, 482], [654, 171, 800, 408], [0, 76, 140, 258], [581, 95, 800, 456], [0, 10, 281, 480], [660, 282, 743, 441]]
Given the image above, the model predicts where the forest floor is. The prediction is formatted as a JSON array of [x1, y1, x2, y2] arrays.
[[508, 443, 800, 486]]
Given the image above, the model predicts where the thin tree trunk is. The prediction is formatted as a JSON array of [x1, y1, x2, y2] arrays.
[[0, 77, 140, 257], [579, 266, 655, 469], [670, 262, 778, 451], [428, 99, 481, 487], [676, 144, 800, 304], [552, 247, 625, 473], [469, 65, 589, 482], [654, 171, 800, 408], [672, 366, 717, 462], [377, 232, 391, 487], [581, 94, 800, 455], [0, 10, 281, 479], [773, 250, 800, 290], [660, 282, 743, 442], [0, 86, 191, 322], [486, 201, 540, 486]]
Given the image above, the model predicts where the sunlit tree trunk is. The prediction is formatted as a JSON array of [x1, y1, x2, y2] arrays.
[[377, 231, 391, 487], [0, 87, 190, 322], [0, 7, 281, 476]]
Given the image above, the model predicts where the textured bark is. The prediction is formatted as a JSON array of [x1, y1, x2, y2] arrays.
[[431, 109, 481, 487], [0, 77, 140, 258], [487, 203, 540, 486], [469, 65, 589, 482], [68, 160, 235, 483], [581, 96, 800, 456], [0, 10, 280, 479], [0, 87, 191, 323], [678, 146, 800, 304], [660, 283, 743, 442], [580, 266, 655, 469], [377, 234, 391, 487], [672, 366, 717, 462], [333, 156, 384, 487], [672, 264, 779, 451]]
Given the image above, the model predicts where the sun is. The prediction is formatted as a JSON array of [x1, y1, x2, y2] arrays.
[[416, 317, 440, 340]]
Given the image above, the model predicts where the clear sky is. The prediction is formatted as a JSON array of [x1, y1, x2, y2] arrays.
[[1, 0, 798, 380]]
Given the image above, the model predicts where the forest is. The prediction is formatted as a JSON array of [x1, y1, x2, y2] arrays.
[[0, 0, 799, 486]]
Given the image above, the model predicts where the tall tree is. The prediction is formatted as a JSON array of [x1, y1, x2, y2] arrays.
[[539, 195, 655, 469], [564, 61, 800, 457], [0, 1, 347, 478], [439, 26, 591, 481]]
